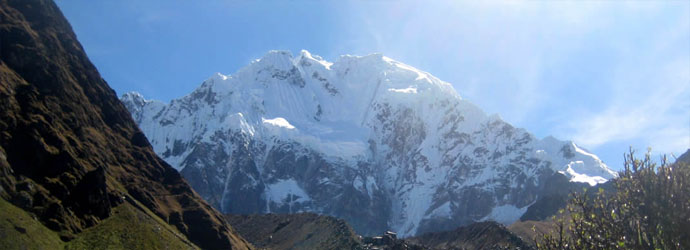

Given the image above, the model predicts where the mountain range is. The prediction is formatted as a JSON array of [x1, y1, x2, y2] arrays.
[[122, 49, 617, 236]]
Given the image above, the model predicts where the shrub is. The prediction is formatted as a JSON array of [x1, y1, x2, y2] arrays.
[[536, 149, 690, 249]]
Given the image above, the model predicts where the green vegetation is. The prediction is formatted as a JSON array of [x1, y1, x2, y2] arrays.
[[0, 197, 64, 249], [0, 196, 200, 250], [537, 149, 690, 249], [65, 201, 198, 250]]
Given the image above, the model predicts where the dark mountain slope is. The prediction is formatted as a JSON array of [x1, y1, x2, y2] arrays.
[[518, 172, 614, 222], [0, 0, 250, 248], [226, 212, 535, 250], [226, 213, 361, 250], [405, 221, 531, 250], [677, 149, 690, 164]]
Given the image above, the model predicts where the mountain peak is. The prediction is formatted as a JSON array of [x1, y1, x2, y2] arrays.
[[121, 91, 146, 105], [255, 50, 295, 69], [298, 50, 333, 69]]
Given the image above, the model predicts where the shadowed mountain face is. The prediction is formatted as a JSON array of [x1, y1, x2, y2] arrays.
[[0, 0, 250, 249], [406, 221, 530, 250], [226, 213, 531, 250], [677, 149, 690, 164], [226, 213, 362, 250]]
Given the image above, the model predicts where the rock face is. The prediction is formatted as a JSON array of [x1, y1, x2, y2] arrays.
[[122, 50, 617, 236], [0, 0, 250, 249]]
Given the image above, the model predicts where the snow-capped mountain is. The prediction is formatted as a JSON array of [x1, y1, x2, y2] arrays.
[[121, 50, 617, 236]]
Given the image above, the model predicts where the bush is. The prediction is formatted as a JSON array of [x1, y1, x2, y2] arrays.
[[536, 149, 690, 249]]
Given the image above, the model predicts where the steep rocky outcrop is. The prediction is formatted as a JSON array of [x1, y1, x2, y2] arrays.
[[0, 0, 250, 248]]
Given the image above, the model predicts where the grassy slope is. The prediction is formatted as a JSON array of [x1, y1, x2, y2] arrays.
[[0, 197, 64, 249], [65, 198, 199, 250], [0, 196, 200, 250]]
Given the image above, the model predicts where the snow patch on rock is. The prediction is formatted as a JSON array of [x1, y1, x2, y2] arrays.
[[481, 204, 531, 225]]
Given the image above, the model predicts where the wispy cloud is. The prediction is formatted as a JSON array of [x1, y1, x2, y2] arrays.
[[555, 12, 690, 156], [560, 68, 689, 155]]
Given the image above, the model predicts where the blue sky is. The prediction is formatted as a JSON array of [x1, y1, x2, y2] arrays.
[[55, 1, 689, 170]]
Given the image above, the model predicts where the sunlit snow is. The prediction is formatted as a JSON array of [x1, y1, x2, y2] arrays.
[[262, 117, 295, 129]]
